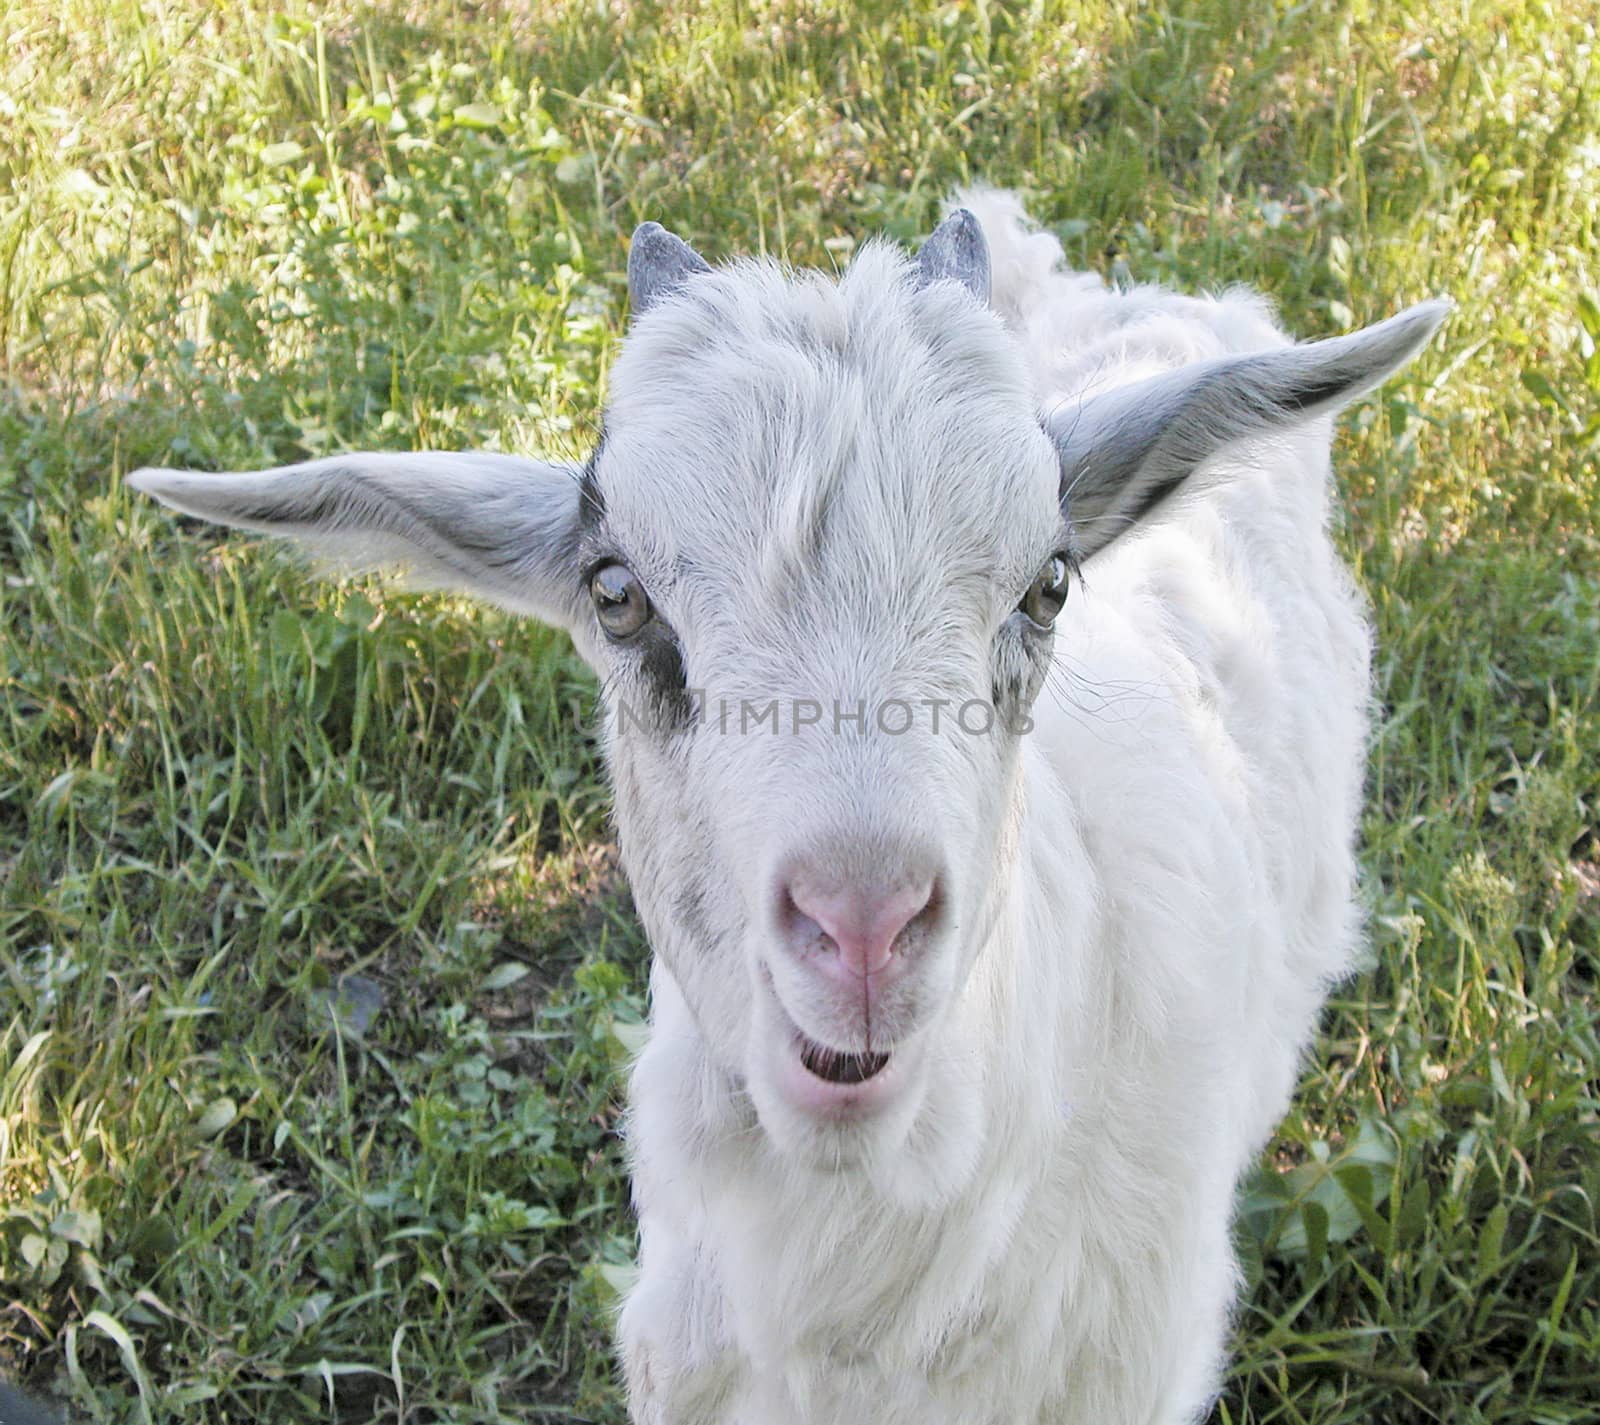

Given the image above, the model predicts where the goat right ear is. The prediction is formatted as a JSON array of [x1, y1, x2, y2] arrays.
[[128, 451, 588, 633], [1049, 300, 1450, 559]]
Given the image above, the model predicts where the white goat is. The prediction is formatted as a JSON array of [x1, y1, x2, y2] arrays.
[[131, 189, 1446, 1425]]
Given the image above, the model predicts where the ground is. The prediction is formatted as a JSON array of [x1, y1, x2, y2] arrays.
[[1, 1, 1597, 1421]]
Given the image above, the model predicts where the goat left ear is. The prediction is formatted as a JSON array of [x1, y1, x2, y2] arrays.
[[128, 451, 588, 632], [914, 208, 990, 305], [1050, 300, 1451, 560]]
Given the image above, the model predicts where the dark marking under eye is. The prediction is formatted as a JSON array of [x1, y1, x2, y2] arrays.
[[992, 615, 1052, 731], [636, 625, 696, 732], [674, 875, 718, 948]]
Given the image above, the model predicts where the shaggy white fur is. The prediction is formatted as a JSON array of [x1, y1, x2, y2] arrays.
[[129, 190, 1446, 1425]]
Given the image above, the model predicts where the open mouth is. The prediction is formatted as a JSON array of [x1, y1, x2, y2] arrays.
[[797, 1033, 892, 1085]]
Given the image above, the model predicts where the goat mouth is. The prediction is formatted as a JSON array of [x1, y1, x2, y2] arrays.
[[797, 1035, 892, 1085]]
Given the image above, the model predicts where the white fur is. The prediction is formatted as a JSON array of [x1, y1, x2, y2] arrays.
[[615, 197, 1374, 1425], [128, 190, 1446, 1425]]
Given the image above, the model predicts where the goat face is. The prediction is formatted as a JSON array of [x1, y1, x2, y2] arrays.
[[590, 240, 1064, 1166]]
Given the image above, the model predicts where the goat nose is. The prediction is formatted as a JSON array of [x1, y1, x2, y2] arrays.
[[783, 876, 936, 977]]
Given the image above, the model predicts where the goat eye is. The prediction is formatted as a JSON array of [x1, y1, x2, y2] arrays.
[[590, 562, 652, 639], [1019, 554, 1070, 628]]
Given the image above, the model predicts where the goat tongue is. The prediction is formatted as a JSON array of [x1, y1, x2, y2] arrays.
[[799, 1038, 891, 1084]]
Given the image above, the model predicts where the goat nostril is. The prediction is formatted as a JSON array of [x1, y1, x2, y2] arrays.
[[783, 875, 938, 977], [777, 887, 826, 950]]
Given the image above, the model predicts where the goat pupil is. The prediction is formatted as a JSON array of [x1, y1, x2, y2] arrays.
[[591, 562, 650, 638], [1021, 554, 1069, 627]]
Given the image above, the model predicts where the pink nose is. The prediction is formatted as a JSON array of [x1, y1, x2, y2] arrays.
[[784, 877, 936, 978]]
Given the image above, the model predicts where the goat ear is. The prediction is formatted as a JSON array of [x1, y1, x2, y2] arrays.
[[629, 222, 712, 316], [1050, 300, 1451, 560], [914, 208, 990, 305], [128, 451, 587, 631]]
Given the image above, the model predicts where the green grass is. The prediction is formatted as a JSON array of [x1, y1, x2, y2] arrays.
[[2, 0, 1597, 1420]]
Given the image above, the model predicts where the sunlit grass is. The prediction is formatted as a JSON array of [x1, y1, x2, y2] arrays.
[[2, 1, 1597, 1420]]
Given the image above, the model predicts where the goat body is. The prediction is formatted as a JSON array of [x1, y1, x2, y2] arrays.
[[130, 190, 1445, 1424]]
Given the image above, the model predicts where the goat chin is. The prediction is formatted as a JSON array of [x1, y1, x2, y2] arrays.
[[127, 181, 1446, 1425]]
